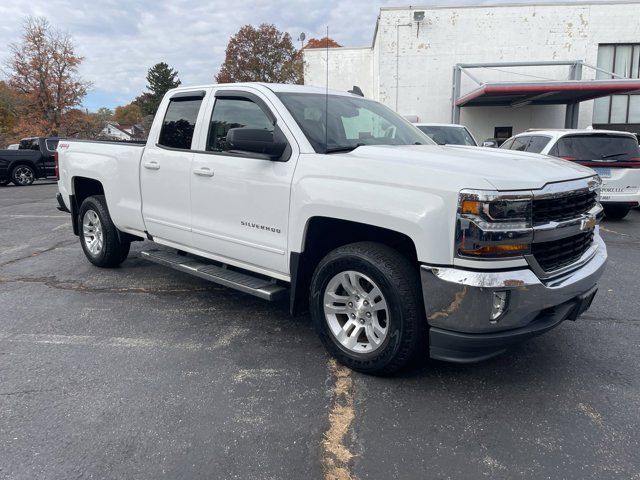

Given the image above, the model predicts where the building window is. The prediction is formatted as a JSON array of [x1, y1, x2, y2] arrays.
[[593, 44, 640, 125]]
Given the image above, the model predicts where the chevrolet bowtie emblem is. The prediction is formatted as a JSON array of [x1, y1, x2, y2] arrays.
[[580, 215, 597, 232]]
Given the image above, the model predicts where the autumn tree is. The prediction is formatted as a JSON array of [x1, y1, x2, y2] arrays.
[[114, 103, 143, 124], [6, 17, 90, 136], [215, 24, 302, 84], [0, 81, 26, 146], [303, 37, 342, 49], [134, 62, 181, 116]]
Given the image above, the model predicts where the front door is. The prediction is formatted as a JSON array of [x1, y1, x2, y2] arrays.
[[190, 89, 297, 277], [140, 92, 206, 246]]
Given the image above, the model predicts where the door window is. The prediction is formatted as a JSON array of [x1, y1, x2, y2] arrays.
[[207, 98, 274, 152], [158, 97, 203, 150], [509, 136, 530, 151], [524, 136, 551, 154]]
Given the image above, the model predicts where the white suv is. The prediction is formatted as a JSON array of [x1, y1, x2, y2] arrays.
[[501, 130, 640, 219]]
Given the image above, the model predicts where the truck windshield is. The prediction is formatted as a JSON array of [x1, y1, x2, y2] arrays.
[[276, 93, 433, 153], [550, 134, 640, 162], [416, 125, 476, 146]]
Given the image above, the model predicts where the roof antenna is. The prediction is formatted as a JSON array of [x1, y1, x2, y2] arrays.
[[324, 26, 329, 153]]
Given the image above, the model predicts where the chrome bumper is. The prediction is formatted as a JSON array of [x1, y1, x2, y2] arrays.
[[420, 235, 607, 335]]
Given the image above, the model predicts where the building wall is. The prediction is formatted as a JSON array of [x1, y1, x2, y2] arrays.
[[304, 1, 640, 142]]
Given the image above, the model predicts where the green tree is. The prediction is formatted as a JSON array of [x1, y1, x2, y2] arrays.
[[134, 62, 181, 116], [94, 107, 113, 123], [215, 24, 302, 84]]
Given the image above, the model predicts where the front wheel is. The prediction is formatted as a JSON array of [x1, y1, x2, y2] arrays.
[[78, 195, 130, 267], [309, 242, 426, 375], [11, 164, 35, 186], [603, 205, 630, 220]]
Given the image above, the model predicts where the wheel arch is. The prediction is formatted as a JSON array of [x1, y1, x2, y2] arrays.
[[289, 216, 419, 315], [70, 177, 105, 235]]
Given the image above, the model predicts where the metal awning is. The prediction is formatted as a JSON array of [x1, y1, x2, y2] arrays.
[[451, 60, 640, 128], [456, 79, 640, 107]]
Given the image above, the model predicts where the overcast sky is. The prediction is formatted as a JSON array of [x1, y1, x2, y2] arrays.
[[0, 0, 613, 110]]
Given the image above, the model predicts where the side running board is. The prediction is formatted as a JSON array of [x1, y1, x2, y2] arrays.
[[140, 249, 288, 301]]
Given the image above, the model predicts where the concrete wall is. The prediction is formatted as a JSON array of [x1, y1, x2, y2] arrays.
[[303, 1, 640, 142], [304, 47, 374, 98]]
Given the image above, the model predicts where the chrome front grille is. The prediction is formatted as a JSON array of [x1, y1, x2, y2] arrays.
[[532, 189, 597, 226]]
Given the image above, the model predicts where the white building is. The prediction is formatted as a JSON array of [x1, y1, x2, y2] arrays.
[[304, 1, 640, 143], [100, 122, 144, 141]]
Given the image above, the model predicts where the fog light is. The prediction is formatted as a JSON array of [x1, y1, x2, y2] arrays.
[[491, 291, 509, 322]]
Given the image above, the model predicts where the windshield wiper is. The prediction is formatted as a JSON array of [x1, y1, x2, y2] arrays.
[[600, 152, 629, 159], [325, 143, 365, 154]]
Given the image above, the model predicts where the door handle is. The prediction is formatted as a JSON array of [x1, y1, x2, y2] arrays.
[[143, 161, 160, 170], [193, 167, 214, 177]]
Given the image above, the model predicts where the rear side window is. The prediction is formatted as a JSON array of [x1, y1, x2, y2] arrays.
[[525, 136, 551, 154], [550, 134, 640, 162], [207, 97, 273, 152], [45, 139, 59, 152], [158, 97, 203, 150]]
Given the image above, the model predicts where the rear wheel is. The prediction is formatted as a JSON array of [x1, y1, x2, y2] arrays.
[[11, 164, 35, 186], [603, 205, 630, 220], [310, 242, 426, 375], [78, 195, 130, 267]]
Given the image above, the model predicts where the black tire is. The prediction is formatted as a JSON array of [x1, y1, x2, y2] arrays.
[[309, 242, 426, 375], [603, 205, 630, 220], [11, 164, 35, 186], [78, 195, 130, 267]]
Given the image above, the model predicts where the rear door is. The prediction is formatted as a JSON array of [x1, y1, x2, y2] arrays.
[[189, 88, 298, 277], [140, 90, 208, 246]]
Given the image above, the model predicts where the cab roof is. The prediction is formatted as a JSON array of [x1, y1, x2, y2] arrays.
[[167, 82, 360, 98]]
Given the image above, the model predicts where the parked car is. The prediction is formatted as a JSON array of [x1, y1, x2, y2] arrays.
[[413, 123, 478, 146], [482, 138, 508, 148], [57, 83, 606, 374], [501, 129, 640, 219], [0, 137, 60, 186]]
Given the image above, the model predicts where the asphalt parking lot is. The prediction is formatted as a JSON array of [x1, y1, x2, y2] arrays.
[[1, 182, 639, 480]]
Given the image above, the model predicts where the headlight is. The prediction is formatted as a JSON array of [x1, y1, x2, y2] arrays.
[[457, 190, 533, 258]]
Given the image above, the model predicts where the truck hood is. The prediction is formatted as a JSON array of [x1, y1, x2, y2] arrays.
[[346, 144, 595, 190]]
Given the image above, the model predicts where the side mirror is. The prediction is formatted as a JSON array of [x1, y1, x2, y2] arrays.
[[482, 140, 498, 148], [226, 128, 287, 160]]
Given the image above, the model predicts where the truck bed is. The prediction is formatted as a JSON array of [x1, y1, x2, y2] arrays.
[[57, 139, 147, 236]]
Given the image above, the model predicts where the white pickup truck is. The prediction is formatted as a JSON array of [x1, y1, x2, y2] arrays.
[[57, 83, 607, 374]]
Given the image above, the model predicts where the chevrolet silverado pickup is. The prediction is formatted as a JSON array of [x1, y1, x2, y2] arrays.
[[57, 83, 607, 374]]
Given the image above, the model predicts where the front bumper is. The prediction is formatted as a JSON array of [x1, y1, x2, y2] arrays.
[[421, 235, 607, 363]]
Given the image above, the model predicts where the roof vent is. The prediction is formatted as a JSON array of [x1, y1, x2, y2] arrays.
[[413, 11, 425, 22]]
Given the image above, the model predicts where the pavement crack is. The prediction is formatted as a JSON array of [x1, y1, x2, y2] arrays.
[[0, 239, 77, 267], [322, 359, 357, 480], [0, 388, 52, 396]]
